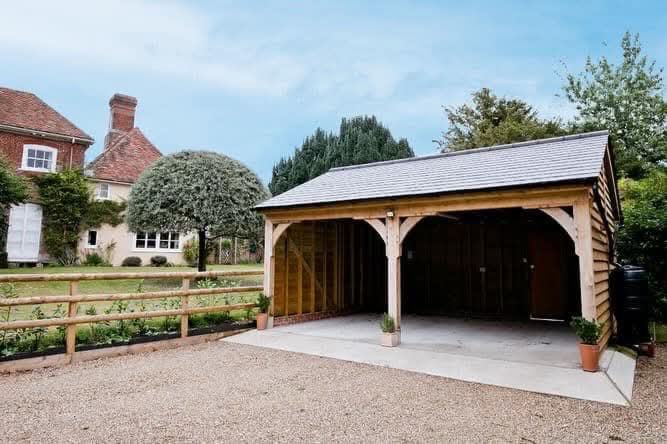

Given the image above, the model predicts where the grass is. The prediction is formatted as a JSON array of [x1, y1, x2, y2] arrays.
[[654, 323, 667, 343], [0, 263, 263, 321]]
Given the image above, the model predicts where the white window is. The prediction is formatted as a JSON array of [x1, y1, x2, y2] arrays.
[[21, 145, 57, 172], [86, 230, 98, 248], [96, 183, 111, 199], [135, 232, 180, 250]]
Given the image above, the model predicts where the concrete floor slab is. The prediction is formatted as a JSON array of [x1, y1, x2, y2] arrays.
[[224, 314, 634, 405]]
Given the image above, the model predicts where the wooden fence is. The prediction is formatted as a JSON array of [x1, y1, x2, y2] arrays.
[[0, 270, 263, 367]]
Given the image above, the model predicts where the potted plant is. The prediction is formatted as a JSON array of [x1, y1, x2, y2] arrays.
[[256, 293, 271, 331], [380, 313, 400, 347], [570, 316, 603, 372]]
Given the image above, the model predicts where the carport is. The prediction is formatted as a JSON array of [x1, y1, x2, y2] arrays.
[[257, 131, 620, 353]]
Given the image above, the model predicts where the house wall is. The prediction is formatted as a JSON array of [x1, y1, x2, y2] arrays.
[[78, 181, 193, 266], [0, 132, 88, 179]]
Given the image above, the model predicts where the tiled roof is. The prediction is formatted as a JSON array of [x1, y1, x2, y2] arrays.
[[257, 131, 610, 209], [87, 128, 162, 183], [0, 87, 93, 142]]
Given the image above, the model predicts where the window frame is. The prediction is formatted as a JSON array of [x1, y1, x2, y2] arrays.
[[86, 230, 98, 249], [133, 232, 182, 252], [21, 144, 58, 172], [96, 182, 111, 200]]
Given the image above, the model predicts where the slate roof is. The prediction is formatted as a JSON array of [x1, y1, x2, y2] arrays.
[[0, 87, 93, 142], [86, 128, 162, 183], [257, 131, 610, 210]]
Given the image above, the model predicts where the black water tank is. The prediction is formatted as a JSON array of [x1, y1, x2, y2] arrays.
[[611, 265, 650, 345]]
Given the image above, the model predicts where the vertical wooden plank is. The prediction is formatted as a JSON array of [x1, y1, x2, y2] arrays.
[[298, 229, 303, 314], [350, 223, 355, 306], [284, 236, 289, 316], [180, 278, 190, 338], [65, 281, 78, 361], [360, 226, 364, 308], [263, 219, 275, 316], [386, 216, 401, 330], [333, 222, 339, 310], [323, 222, 328, 312], [310, 222, 316, 313]]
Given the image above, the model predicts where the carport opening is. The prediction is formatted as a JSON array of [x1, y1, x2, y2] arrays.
[[271, 209, 580, 323], [401, 208, 581, 321]]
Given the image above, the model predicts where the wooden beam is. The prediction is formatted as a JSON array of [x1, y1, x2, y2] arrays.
[[180, 278, 190, 338], [263, 219, 275, 317], [65, 281, 78, 362], [361, 218, 387, 244], [323, 223, 328, 312], [574, 197, 596, 321], [399, 216, 424, 244], [272, 222, 293, 247], [284, 237, 289, 316], [298, 230, 303, 315], [537, 207, 578, 254], [310, 223, 316, 313], [386, 216, 401, 331], [333, 223, 339, 310], [286, 236, 325, 296]]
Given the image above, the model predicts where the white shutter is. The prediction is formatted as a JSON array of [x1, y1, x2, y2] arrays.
[[6, 204, 43, 262]]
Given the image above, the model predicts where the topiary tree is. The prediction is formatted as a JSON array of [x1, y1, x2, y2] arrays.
[[127, 151, 268, 271]]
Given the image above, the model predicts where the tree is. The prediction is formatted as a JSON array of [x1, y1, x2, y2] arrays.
[[127, 151, 268, 271], [0, 155, 29, 266], [562, 32, 667, 179], [34, 169, 125, 265], [269, 115, 414, 195], [616, 171, 667, 323], [435, 88, 569, 152]]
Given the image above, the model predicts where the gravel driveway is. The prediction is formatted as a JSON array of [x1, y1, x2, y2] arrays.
[[1, 341, 665, 443]]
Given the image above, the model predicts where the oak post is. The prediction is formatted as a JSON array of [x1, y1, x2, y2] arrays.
[[65, 281, 78, 361], [574, 196, 596, 321], [263, 219, 275, 319], [386, 215, 402, 332], [180, 278, 190, 338]]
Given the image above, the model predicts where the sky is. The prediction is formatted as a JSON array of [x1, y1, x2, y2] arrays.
[[2, 1, 666, 183]]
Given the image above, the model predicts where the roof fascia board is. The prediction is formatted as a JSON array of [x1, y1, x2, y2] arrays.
[[0, 123, 94, 145]]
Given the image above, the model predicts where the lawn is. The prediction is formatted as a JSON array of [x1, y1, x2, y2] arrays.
[[0, 263, 263, 321], [655, 323, 667, 343]]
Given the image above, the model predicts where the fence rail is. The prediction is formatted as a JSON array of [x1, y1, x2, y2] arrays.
[[0, 270, 264, 364]]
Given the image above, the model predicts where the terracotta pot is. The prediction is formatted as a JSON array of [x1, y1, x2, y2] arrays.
[[381, 331, 400, 347], [256, 313, 269, 330], [640, 342, 656, 358], [578, 343, 600, 372]]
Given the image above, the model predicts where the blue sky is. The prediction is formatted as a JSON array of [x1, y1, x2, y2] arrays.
[[2, 1, 666, 183]]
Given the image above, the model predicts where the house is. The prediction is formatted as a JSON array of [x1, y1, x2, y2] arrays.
[[256, 131, 620, 352], [0, 87, 94, 263], [81, 94, 191, 266]]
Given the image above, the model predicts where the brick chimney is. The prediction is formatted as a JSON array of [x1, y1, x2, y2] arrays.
[[104, 93, 137, 149]]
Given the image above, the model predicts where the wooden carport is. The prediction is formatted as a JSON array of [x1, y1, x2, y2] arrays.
[[258, 131, 620, 348]]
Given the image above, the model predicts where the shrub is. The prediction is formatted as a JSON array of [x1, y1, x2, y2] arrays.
[[380, 313, 396, 333], [121, 256, 142, 267], [256, 293, 271, 313], [570, 316, 602, 345], [82, 251, 106, 266], [150, 255, 168, 266]]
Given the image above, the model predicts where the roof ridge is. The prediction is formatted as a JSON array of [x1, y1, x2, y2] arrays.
[[329, 130, 609, 173]]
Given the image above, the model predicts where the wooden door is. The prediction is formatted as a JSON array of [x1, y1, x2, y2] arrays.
[[528, 230, 567, 320]]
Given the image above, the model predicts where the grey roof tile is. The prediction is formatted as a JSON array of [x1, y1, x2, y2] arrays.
[[257, 131, 609, 209]]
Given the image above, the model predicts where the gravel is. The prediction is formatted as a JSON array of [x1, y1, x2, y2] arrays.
[[0, 341, 665, 443]]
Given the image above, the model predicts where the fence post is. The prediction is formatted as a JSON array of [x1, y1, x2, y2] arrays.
[[180, 278, 190, 338], [66, 281, 78, 362]]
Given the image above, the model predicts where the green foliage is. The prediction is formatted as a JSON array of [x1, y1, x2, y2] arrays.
[[150, 255, 168, 266], [183, 238, 213, 267], [380, 313, 396, 333], [81, 251, 108, 267], [0, 154, 29, 209], [570, 316, 602, 345], [121, 256, 142, 267], [269, 116, 414, 195], [436, 88, 569, 152], [562, 32, 667, 179], [33, 169, 125, 265], [256, 293, 271, 313], [127, 151, 268, 271], [0, 155, 29, 255], [616, 171, 667, 322]]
